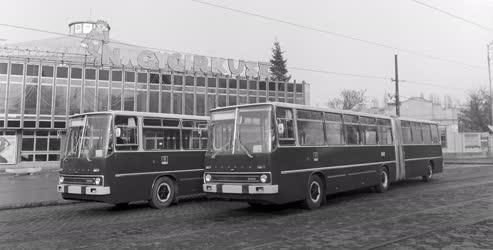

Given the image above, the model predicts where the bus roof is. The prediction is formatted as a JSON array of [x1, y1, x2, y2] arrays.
[[69, 111, 209, 121], [210, 102, 439, 125]]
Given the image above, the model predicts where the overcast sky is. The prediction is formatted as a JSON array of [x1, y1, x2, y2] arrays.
[[2, 0, 492, 107]]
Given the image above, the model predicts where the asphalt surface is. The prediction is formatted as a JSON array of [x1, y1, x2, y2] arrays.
[[0, 164, 492, 249]]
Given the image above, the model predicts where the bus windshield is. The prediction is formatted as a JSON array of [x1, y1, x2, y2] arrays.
[[65, 115, 112, 159], [210, 106, 273, 156]]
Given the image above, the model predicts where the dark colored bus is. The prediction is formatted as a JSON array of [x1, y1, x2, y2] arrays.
[[203, 102, 442, 209], [57, 111, 209, 208]]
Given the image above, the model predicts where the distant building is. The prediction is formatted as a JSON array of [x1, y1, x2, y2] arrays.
[[0, 20, 309, 165], [383, 96, 460, 152]]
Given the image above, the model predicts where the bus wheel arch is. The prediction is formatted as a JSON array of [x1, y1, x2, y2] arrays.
[[149, 176, 177, 209]]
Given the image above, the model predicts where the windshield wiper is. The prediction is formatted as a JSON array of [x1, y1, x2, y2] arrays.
[[211, 141, 230, 159], [237, 137, 254, 159]]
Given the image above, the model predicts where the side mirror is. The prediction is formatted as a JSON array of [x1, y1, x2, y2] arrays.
[[115, 127, 121, 137], [57, 130, 63, 138], [278, 123, 284, 135]]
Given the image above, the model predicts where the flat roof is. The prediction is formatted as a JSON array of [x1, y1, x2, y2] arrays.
[[69, 111, 209, 120]]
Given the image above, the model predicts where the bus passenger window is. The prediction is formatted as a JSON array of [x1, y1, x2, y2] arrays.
[[360, 116, 377, 145], [411, 122, 423, 144], [377, 119, 393, 145], [401, 121, 412, 144], [422, 124, 432, 144], [297, 110, 324, 146], [325, 113, 343, 145], [163, 128, 180, 150], [343, 115, 359, 145], [115, 116, 138, 150], [430, 124, 439, 144], [143, 128, 164, 150], [276, 107, 295, 145]]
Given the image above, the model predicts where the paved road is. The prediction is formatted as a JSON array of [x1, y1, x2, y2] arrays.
[[0, 164, 492, 249]]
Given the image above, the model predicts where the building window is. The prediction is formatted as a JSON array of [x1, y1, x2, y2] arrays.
[[11, 64, 23, 75], [185, 76, 194, 86], [26, 65, 39, 76], [98, 88, 109, 111], [125, 71, 135, 82], [112, 70, 122, 82], [99, 69, 109, 81], [69, 87, 81, 115], [41, 66, 54, 77], [0, 63, 7, 74], [71, 68, 82, 79], [111, 89, 122, 110], [24, 85, 37, 115], [56, 67, 68, 78], [150, 73, 159, 84], [138, 72, 147, 83], [85, 68, 96, 80], [54, 86, 67, 115], [7, 84, 22, 114], [124, 90, 134, 111]]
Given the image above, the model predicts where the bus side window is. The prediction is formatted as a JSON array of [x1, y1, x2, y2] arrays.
[[411, 122, 423, 144], [276, 107, 295, 145], [422, 124, 432, 144], [296, 110, 324, 146], [324, 112, 344, 145], [360, 116, 377, 145], [401, 121, 412, 144], [115, 116, 138, 150], [377, 119, 393, 145], [163, 119, 180, 150], [430, 124, 439, 144], [344, 114, 359, 145]]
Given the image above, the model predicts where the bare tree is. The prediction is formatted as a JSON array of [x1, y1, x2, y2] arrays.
[[458, 87, 491, 132], [327, 89, 368, 111]]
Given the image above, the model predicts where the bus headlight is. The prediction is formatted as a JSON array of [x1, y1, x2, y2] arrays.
[[94, 177, 101, 185], [205, 174, 212, 182], [59, 176, 64, 184], [260, 174, 268, 183]]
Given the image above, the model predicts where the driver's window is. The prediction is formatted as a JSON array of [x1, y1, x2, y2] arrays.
[[115, 116, 139, 150], [276, 107, 295, 145]]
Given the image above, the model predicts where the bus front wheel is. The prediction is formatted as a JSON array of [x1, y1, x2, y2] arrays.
[[375, 167, 389, 193], [149, 177, 175, 209], [302, 174, 324, 210]]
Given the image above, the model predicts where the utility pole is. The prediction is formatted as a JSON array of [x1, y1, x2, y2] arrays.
[[487, 42, 493, 127], [393, 54, 400, 116]]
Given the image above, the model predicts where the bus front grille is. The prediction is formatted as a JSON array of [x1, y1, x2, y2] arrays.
[[210, 174, 261, 183]]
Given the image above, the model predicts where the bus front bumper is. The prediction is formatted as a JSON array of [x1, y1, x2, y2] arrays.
[[57, 184, 110, 195], [203, 183, 278, 194]]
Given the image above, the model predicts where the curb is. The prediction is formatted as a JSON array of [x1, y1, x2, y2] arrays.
[[0, 200, 83, 211], [0, 167, 61, 176]]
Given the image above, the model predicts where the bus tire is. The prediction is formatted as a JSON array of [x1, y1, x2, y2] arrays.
[[422, 163, 433, 182], [149, 177, 175, 209], [375, 167, 389, 193], [302, 174, 324, 210]]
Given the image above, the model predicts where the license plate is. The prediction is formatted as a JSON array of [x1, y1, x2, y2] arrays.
[[67, 186, 82, 194]]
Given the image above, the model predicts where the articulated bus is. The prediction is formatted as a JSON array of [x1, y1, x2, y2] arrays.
[[57, 111, 209, 209], [203, 102, 443, 209]]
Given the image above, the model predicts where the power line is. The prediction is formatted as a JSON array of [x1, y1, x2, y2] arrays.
[[409, 0, 493, 33], [190, 0, 485, 69], [400, 79, 469, 91], [289, 66, 391, 80]]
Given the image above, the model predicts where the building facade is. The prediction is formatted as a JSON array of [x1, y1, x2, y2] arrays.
[[0, 21, 309, 165]]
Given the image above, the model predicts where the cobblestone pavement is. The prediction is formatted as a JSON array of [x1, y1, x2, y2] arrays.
[[0, 164, 492, 249]]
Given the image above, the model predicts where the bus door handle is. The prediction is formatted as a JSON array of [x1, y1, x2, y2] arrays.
[[161, 156, 168, 165], [313, 152, 319, 162]]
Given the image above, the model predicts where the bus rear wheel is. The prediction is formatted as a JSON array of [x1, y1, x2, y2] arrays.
[[422, 164, 433, 182], [302, 175, 324, 210], [149, 177, 175, 209], [375, 167, 389, 193]]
